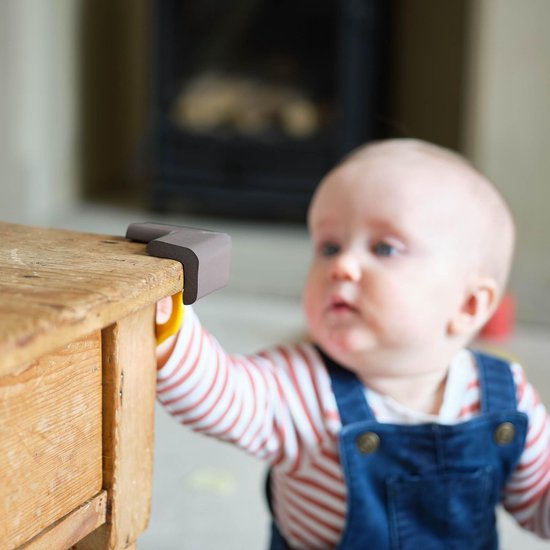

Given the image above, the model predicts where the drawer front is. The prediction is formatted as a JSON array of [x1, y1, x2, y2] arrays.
[[0, 332, 103, 548]]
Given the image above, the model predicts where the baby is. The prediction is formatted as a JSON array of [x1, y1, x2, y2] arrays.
[[157, 139, 550, 549]]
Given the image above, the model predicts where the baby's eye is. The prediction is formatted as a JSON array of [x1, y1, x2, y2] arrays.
[[319, 242, 340, 257], [372, 241, 399, 257]]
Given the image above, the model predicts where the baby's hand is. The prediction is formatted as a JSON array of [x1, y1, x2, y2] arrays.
[[156, 295, 174, 324]]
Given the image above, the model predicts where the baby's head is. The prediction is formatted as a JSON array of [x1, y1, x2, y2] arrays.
[[303, 138, 515, 372]]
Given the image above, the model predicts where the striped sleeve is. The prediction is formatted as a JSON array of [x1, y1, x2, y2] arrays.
[[156, 306, 338, 470], [502, 363, 550, 537]]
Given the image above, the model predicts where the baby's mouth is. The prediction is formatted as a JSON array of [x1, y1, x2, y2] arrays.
[[328, 297, 358, 314]]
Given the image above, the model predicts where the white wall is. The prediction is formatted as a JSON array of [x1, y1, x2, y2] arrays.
[[464, 0, 550, 326], [0, 0, 80, 226]]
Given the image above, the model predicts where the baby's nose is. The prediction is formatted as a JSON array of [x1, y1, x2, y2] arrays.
[[330, 253, 362, 282]]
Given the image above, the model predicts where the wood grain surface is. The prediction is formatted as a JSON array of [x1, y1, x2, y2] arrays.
[[0, 222, 182, 376], [0, 332, 103, 547], [75, 307, 157, 549], [19, 492, 107, 550]]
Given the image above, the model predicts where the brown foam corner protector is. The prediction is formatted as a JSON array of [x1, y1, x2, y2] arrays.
[[126, 222, 231, 304]]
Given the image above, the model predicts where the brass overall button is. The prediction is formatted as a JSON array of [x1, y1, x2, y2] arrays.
[[494, 422, 515, 445], [357, 432, 380, 454]]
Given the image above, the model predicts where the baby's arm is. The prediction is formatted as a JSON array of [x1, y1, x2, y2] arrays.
[[156, 302, 337, 471], [502, 364, 550, 536]]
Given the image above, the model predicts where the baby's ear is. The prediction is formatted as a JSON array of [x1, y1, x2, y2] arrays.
[[448, 277, 499, 337]]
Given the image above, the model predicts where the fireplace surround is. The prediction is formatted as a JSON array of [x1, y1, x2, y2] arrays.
[[150, 0, 390, 221]]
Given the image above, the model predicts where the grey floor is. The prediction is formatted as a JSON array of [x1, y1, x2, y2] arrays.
[[53, 203, 550, 549]]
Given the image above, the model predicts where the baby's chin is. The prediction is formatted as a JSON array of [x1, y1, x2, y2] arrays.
[[318, 327, 375, 362]]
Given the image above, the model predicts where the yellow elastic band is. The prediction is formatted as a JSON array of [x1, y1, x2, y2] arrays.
[[156, 291, 184, 345]]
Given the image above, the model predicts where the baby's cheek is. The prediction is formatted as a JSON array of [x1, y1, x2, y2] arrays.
[[302, 302, 315, 333], [302, 285, 319, 326]]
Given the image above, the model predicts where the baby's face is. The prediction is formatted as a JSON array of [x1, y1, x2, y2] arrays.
[[303, 153, 482, 372]]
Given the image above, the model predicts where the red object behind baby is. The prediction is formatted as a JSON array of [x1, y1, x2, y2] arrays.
[[479, 292, 516, 341]]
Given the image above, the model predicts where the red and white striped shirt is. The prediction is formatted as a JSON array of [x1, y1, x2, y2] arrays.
[[157, 307, 550, 549]]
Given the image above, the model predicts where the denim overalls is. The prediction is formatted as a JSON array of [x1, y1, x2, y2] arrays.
[[269, 350, 527, 549]]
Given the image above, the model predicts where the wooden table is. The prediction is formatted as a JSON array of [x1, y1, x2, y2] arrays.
[[0, 222, 182, 549]]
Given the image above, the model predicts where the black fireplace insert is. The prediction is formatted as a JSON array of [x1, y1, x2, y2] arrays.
[[150, 0, 390, 222]]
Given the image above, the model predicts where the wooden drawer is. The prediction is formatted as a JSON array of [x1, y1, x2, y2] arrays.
[[0, 333, 102, 546]]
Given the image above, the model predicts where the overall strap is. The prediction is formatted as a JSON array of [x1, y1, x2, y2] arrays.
[[472, 350, 517, 413], [318, 347, 375, 425]]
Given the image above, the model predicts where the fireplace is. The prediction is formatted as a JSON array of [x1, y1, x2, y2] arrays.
[[150, 0, 390, 222]]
